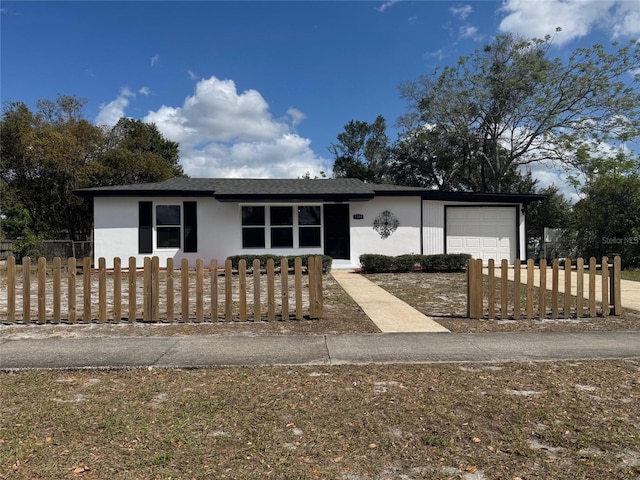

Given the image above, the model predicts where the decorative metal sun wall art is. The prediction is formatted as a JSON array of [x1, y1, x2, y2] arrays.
[[373, 210, 399, 239]]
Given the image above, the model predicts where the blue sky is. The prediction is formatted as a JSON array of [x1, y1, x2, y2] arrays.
[[2, 1, 639, 189]]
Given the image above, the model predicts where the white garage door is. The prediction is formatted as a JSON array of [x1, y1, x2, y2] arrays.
[[446, 207, 516, 262]]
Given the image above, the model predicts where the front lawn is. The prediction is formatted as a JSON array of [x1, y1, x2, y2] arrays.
[[2, 361, 639, 479]]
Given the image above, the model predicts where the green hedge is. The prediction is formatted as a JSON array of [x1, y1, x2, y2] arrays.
[[226, 254, 332, 273], [359, 253, 471, 273]]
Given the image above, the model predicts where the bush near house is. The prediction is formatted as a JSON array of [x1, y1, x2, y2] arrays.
[[226, 254, 333, 273], [359, 253, 471, 273]]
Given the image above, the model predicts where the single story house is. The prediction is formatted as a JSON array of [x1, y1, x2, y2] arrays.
[[75, 178, 544, 269]]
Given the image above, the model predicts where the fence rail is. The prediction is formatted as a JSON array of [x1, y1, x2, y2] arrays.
[[467, 257, 622, 320], [0, 256, 324, 324]]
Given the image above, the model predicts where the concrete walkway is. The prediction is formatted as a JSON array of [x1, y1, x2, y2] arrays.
[[487, 266, 640, 312], [331, 270, 450, 333], [1, 331, 639, 369]]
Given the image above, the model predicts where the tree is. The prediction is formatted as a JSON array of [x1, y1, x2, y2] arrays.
[[569, 153, 640, 265], [330, 115, 391, 183], [89, 118, 183, 186], [1, 96, 185, 245], [398, 33, 640, 193]]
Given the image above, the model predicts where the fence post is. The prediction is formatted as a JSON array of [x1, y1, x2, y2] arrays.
[[166, 258, 174, 322], [53, 257, 61, 324], [487, 259, 495, 319], [500, 259, 508, 319], [113, 257, 121, 323], [526, 259, 534, 319], [513, 259, 521, 320], [196, 258, 204, 323], [68, 257, 76, 324], [589, 257, 597, 317], [152, 256, 160, 321], [467, 258, 482, 319], [98, 257, 107, 323], [252, 259, 261, 322], [315, 256, 323, 319], [143, 257, 151, 322], [210, 259, 218, 322], [308, 256, 317, 319], [539, 258, 547, 318], [564, 258, 572, 319], [83, 257, 91, 322], [23, 257, 31, 322], [181, 258, 190, 322], [267, 259, 275, 321], [551, 259, 559, 319], [612, 255, 622, 315], [38, 257, 46, 324], [225, 259, 233, 322], [128, 257, 137, 322], [576, 257, 584, 318], [601, 256, 609, 316], [281, 258, 289, 321], [295, 257, 303, 320], [239, 259, 247, 322], [6, 256, 16, 323]]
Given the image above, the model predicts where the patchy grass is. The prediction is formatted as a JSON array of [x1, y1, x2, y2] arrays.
[[621, 270, 640, 282], [2, 361, 639, 479]]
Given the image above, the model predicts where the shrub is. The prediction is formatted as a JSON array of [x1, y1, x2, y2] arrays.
[[226, 254, 332, 273], [359, 254, 395, 273], [359, 253, 471, 273]]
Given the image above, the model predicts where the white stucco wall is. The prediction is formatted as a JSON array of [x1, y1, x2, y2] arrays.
[[349, 197, 422, 265], [94, 196, 239, 268], [93, 196, 527, 268]]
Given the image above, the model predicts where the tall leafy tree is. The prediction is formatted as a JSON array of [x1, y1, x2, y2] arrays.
[[330, 115, 391, 183], [398, 33, 640, 192], [569, 153, 640, 265], [1, 96, 185, 252], [89, 118, 183, 186]]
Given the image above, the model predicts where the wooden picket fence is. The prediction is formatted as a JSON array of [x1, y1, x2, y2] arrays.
[[0, 256, 324, 324], [467, 257, 622, 320]]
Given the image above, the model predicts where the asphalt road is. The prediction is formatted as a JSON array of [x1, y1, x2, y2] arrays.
[[1, 331, 639, 370]]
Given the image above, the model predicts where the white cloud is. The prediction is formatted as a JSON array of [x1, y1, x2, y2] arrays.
[[377, 0, 400, 13], [459, 25, 480, 40], [498, 0, 640, 46], [287, 107, 306, 129], [95, 87, 135, 126], [188, 69, 199, 80], [450, 5, 473, 20], [142, 76, 326, 178], [151, 54, 160, 67], [138, 86, 150, 96]]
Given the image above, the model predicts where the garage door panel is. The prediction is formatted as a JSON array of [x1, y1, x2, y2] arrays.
[[446, 207, 516, 262]]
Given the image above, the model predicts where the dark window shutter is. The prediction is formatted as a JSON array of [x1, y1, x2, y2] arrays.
[[184, 201, 197, 253], [139, 201, 153, 254]]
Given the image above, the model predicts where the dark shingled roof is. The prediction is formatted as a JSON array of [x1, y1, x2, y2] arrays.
[[75, 178, 376, 201], [75, 178, 545, 204]]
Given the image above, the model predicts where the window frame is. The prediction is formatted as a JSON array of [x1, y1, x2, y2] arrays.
[[240, 204, 323, 249], [155, 204, 181, 249]]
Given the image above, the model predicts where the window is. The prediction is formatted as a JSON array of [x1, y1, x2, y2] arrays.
[[139, 202, 153, 254], [241, 204, 322, 249], [156, 205, 181, 248], [242, 206, 265, 248], [270, 206, 293, 247], [298, 206, 321, 247]]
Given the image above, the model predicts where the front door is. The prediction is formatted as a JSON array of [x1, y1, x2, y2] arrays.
[[323, 204, 350, 260]]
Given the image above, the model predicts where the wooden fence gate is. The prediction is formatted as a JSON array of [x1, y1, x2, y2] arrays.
[[467, 256, 622, 320]]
